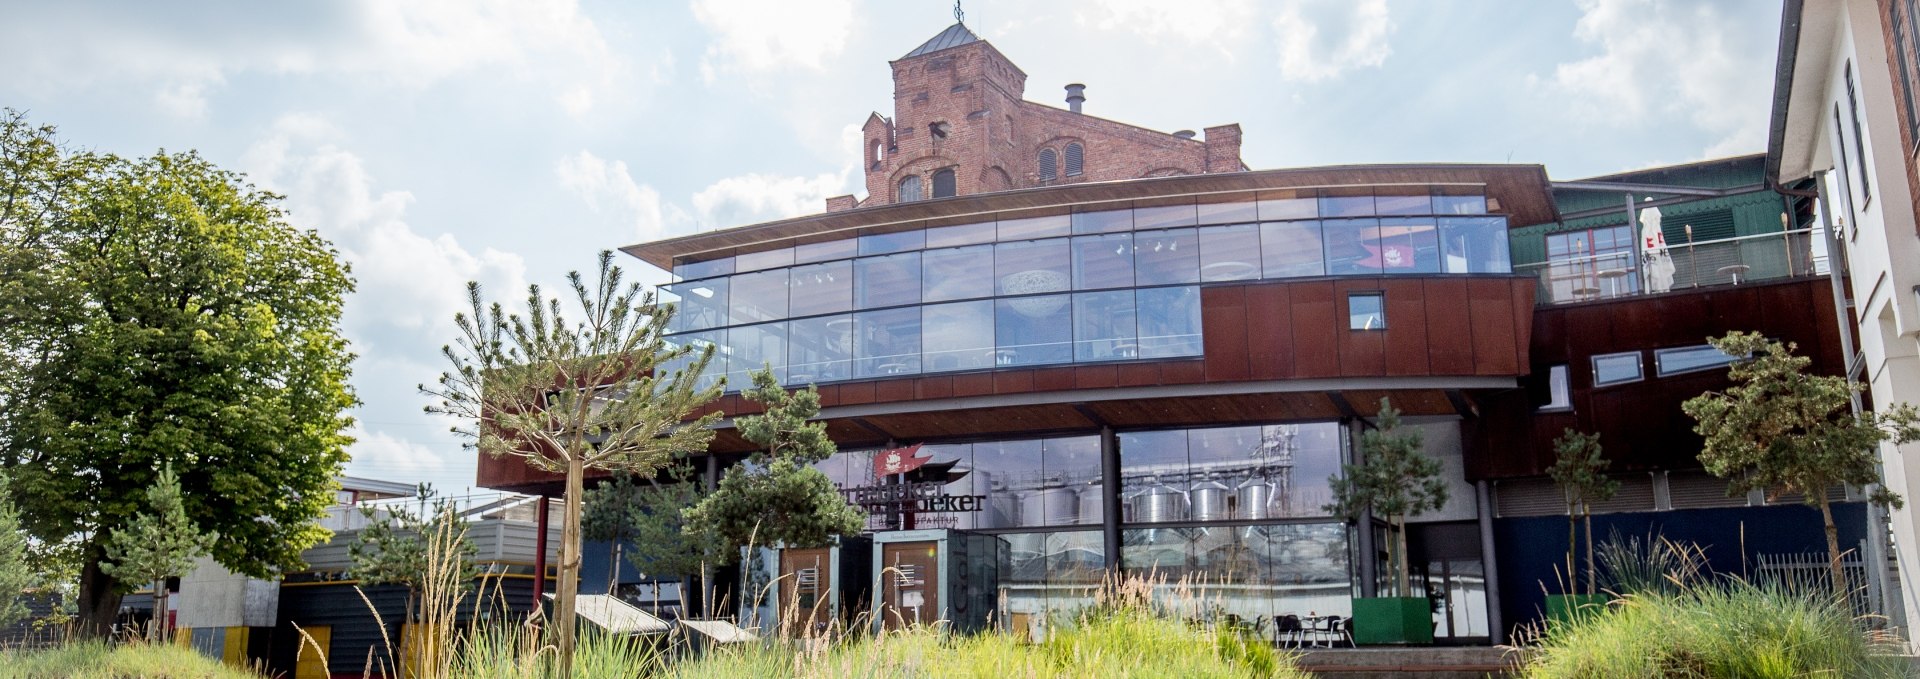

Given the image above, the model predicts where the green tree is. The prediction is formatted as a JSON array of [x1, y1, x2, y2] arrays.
[[0, 472, 31, 628], [1547, 429, 1616, 596], [1682, 331, 1920, 594], [349, 485, 478, 610], [0, 119, 357, 636], [1326, 398, 1448, 598], [100, 466, 214, 642], [685, 368, 865, 565], [582, 471, 707, 611], [422, 251, 722, 674]]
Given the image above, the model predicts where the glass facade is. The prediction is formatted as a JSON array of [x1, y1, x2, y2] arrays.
[[665, 192, 1507, 390]]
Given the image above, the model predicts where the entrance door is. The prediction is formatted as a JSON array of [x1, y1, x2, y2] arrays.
[[1423, 559, 1489, 641], [778, 548, 831, 635], [880, 541, 939, 631]]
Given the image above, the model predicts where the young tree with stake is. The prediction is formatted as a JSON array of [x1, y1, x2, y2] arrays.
[[422, 251, 722, 674], [1682, 331, 1920, 595], [1327, 398, 1448, 598], [1548, 429, 1616, 596]]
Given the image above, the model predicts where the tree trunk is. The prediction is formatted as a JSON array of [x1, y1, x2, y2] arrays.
[[1394, 515, 1410, 598], [1584, 504, 1597, 596], [75, 544, 122, 639], [156, 584, 168, 644], [1818, 494, 1846, 597], [554, 455, 585, 677], [1566, 501, 1577, 595]]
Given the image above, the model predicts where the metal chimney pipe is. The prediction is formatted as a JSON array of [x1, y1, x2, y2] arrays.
[[1065, 83, 1086, 113]]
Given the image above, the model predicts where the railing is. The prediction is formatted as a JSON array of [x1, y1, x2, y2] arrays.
[[1516, 229, 1823, 305], [1752, 543, 1874, 618]]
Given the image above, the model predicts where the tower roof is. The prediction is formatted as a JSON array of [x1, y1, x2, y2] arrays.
[[902, 22, 980, 59]]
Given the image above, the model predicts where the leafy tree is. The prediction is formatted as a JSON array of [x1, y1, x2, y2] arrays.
[[1682, 331, 1920, 594], [349, 485, 478, 609], [0, 120, 357, 636], [582, 471, 708, 611], [684, 368, 866, 566], [422, 251, 722, 674], [1548, 429, 1617, 596], [0, 472, 31, 628], [1326, 398, 1448, 598], [101, 466, 214, 642]]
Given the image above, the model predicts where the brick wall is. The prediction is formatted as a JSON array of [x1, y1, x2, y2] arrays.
[[847, 32, 1245, 210], [1879, 0, 1920, 238]]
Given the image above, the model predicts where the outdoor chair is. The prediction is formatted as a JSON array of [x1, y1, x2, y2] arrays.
[[1275, 614, 1305, 647]]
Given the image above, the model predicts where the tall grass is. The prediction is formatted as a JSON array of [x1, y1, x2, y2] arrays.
[[0, 639, 258, 679]]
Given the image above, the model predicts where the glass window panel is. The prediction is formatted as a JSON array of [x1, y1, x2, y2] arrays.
[[675, 256, 734, 280], [995, 239, 1072, 296], [1044, 437, 1104, 526], [788, 260, 852, 317], [852, 307, 921, 378], [975, 440, 1045, 527], [1134, 204, 1198, 229], [1121, 527, 1191, 580], [1348, 293, 1385, 330], [1261, 221, 1326, 278], [662, 277, 728, 333], [729, 269, 790, 324], [1433, 195, 1488, 215], [998, 214, 1071, 241], [1045, 531, 1106, 618], [1376, 218, 1441, 274], [1591, 351, 1643, 386], [1440, 217, 1511, 274], [1071, 208, 1134, 234], [1323, 219, 1384, 276], [1133, 228, 1200, 286], [1542, 364, 1572, 410], [1264, 523, 1353, 619], [1073, 291, 1138, 361], [932, 169, 957, 198], [1655, 344, 1744, 376], [1258, 197, 1317, 221], [1198, 224, 1262, 282], [787, 315, 852, 385], [1071, 233, 1134, 290], [725, 321, 787, 387], [999, 532, 1048, 623], [854, 252, 921, 309], [922, 244, 995, 302], [736, 247, 795, 272], [1374, 194, 1433, 216], [921, 443, 981, 528], [1319, 195, 1376, 218], [1186, 426, 1263, 521], [927, 221, 996, 248], [996, 295, 1072, 366], [1277, 423, 1344, 518], [921, 300, 995, 372], [662, 330, 726, 392], [1136, 287, 1201, 358], [1120, 429, 1189, 523], [859, 230, 925, 256], [1197, 200, 1258, 225], [794, 239, 857, 264]]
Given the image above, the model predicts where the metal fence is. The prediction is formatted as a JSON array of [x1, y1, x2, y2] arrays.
[[1752, 543, 1876, 619], [1516, 229, 1823, 305]]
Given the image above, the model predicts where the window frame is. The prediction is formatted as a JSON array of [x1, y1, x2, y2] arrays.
[[1590, 351, 1645, 387], [1064, 142, 1084, 176], [898, 174, 924, 203], [1539, 364, 1572, 412], [1654, 344, 1746, 377], [1347, 291, 1386, 331], [1038, 148, 1058, 182]]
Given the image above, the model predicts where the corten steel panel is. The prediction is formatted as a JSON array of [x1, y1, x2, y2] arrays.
[[813, 385, 839, 404], [1382, 278, 1432, 376], [1074, 365, 1118, 389], [1334, 279, 1388, 377], [994, 370, 1035, 394], [1244, 284, 1295, 379], [1467, 278, 1845, 481], [951, 372, 995, 397], [914, 375, 954, 400], [1466, 279, 1521, 375], [1115, 363, 1161, 387], [1509, 278, 1536, 364], [1422, 278, 1474, 374], [874, 379, 915, 403], [1202, 286, 1252, 381], [1289, 281, 1340, 378], [835, 381, 875, 406], [1161, 360, 1207, 384], [1032, 366, 1076, 392]]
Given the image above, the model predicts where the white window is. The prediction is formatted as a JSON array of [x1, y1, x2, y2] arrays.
[[1591, 351, 1644, 387], [898, 175, 923, 202], [1654, 344, 1743, 377], [1541, 364, 1571, 411]]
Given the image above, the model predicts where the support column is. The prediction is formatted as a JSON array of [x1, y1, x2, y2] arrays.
[[1349, 419, 1378, 598], [1101, 426, 1122, 576], [532, 494, 551, 612], [703, 455, 720, 619], [1476, 481, 1504, 645]]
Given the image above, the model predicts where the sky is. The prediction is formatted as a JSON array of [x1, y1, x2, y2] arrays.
[[0, 0, 1785, 494]]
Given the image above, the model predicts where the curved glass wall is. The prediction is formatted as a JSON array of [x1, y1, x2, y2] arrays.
[[662, 191, 1507, 390]]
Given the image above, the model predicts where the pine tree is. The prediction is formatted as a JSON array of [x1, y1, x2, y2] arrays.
[[1326, 398, 1448, 598], [1547, 429, 1616, 595], [0, 472, 31, 627], [101, 466, 214, 642]]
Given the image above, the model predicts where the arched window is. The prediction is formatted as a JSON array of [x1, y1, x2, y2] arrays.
[[1065, 142, 1084, 176], [1039, 148, 1058, 182], [931, 168, 956, 198], [870, 140, 885, 169], [898, 175, 923, 202]]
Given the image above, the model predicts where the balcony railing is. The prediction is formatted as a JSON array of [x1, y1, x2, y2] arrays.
[[1516, 229, 1824, 305]]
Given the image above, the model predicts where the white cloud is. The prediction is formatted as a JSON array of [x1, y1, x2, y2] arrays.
[[1272, 0, 1394, 83], [0, 0, 630, 118], [1074, 0, 1255, 55], [555, 151, 683, 240], [1539, 0, 1775, 157], [690, 171, 849, 228], [691, 0, 854, 83], [344, 423, 450, 478]]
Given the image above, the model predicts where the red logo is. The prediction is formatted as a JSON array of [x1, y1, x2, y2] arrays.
[[874, 443, 931, 476]]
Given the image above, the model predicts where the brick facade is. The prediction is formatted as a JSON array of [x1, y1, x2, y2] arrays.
[[1878, 0, 1920, 238], [827, 23, 1245, 212]]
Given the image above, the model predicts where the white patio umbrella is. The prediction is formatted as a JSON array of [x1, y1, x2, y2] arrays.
[[1640, 204, 1676, 293]]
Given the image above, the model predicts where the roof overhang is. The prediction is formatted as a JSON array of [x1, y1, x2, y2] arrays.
[[1767, 0, 1841, 185], [622, 164, 1558, 272]]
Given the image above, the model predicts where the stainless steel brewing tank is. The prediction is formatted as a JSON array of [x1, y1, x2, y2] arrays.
[[1020, 487, 1078, 527], [1078, 484, 1104, 525], [1235, 479, 1275, 521], [1189, 480, 1231, 522], [1131, 484, 1189, 523]]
